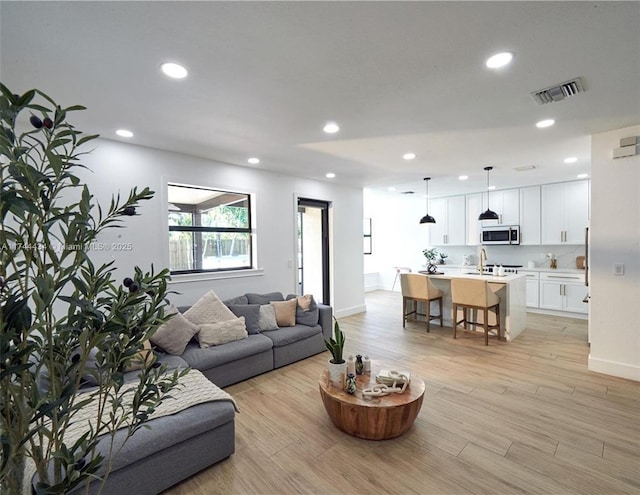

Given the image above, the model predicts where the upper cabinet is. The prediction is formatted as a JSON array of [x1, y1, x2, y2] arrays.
[[466, 193, 482, 246], [429, 195, 466, 246], [519, 186, 541, 245], [466, 188, 520, 245], [480, 188, 520, 226], [541, 180, 589, 245]]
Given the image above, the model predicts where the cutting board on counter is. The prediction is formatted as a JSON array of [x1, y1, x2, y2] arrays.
[[576, 256, 586, 269]]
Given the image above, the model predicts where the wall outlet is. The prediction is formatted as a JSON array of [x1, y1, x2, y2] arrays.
[[613, 263, 625, 276]]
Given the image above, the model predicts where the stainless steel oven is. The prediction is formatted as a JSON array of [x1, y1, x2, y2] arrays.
[[481, 225, 520, 245]]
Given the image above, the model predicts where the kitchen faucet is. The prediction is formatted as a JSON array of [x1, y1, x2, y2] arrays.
[[478, 248, 487, 274]]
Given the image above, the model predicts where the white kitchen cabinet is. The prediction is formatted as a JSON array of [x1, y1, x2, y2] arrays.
[[519, 186, 541, 245], [429, 195, 466, 246], [519, 270, 539, 308], [541, 180, 589, 244], [465, 193, 482, 246], [539, 272, 587, 314], [479, 188, 520, 226]]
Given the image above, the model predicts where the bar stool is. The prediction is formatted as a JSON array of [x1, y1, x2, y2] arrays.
[[400, 273, 443, 332], [451, 278, 501, 345]]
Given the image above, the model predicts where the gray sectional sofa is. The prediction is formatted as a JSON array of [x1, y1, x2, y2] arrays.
[[68, 291, 332, 494]]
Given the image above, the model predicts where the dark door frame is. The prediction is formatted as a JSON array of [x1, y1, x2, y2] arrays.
[[297, 197, 331, 305]]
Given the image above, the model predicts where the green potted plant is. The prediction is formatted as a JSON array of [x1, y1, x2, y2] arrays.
[[438, 251, 448, 265], [422, 248, 439, 273], [324, 318, 346, 385], [0, 84, 185, 494]]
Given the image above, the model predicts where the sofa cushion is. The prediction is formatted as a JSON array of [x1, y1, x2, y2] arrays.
[[258, 304, 279, 331], [151, 305, 200, 355], [270, 299, 297, 327], [223, 295, 249, 305], [181, 334, 273, 370], [184, 291, 237, 326], [261, 324, 322, 347], [286, 294, 320, 327], [197, 317, 248, 347], [125, 340, 154, 371], [245, 292, 284, 305], [226, 304, 261, 334]]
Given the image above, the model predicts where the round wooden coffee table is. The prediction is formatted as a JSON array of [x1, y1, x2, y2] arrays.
[[318, 366, 425, 440]]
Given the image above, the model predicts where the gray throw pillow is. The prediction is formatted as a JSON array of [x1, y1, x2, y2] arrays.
[[258, 304, 279, 331], [286, 294, 319, 327], [227, 304, 261, 334], [223, 295, 249, 305], [246, 292, 284, 305]]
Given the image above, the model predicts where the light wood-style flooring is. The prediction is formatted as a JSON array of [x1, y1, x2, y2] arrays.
[[164, 290, 640, 495]]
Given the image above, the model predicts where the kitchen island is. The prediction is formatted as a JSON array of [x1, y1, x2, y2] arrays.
[[420, 271, 527, 342]]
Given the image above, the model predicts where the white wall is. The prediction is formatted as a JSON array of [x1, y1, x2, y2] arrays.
[[589, 125, 640, 381], [78, 139, 365, 317], [363, 189, 429, 290]]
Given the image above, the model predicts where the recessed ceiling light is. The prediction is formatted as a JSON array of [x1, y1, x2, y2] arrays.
[[564, 157, 578, 164], [325, 172, 336, 179], [403, 152, 416, 160], [388, 186, 396, 191], [458, 175, 468, 181], [323, 122, 340, 134], [536, 119, 555, 128], [161, 62, 188, 79], [116, 129, 133, 138], [577, 173, 589, 179], [247, 157, 260, 164], [485, 52, 514, 69], [488, 185, 496, 190]]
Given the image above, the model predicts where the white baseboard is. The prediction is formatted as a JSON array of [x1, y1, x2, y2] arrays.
[[588, 354, 640, 382], [334, 304, 367, 318], [527, 307, 588, 320]]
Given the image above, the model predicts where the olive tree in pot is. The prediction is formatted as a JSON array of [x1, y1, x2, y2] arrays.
[[324, 318, 346, 385], [0, 84, 186, 494]]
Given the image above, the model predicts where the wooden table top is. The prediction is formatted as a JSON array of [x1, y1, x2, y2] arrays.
[[318, 365, 425, 408]]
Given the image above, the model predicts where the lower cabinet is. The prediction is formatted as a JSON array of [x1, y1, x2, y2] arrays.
[[539, 272, 587, 314], [520, 270, 539, 308]]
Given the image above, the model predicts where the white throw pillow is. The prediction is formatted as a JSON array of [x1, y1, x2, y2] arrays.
[[197, 317, 248, 347], [184, 290, 237, 326], [258, 304, 279, 331]]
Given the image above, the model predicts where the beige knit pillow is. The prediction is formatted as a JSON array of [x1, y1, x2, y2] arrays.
[[270, 298, 297, 327], [150, 305, 200, 355], [197, 317, 248, 347], [183, 290, 237, 325]]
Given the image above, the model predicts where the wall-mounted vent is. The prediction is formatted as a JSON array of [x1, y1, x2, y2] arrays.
[[514, 165, 536, 172], [531, 77, 585, 105]]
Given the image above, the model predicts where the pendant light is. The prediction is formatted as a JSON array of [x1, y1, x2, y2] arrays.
[[478, 166, 500, 221], [419, 177, 436, 224]]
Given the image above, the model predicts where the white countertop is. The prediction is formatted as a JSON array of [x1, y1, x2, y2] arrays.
[[419, 271, 525, 283], [437, 264, 585, 275]]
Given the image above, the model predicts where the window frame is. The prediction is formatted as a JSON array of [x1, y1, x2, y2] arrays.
[[168, 184, 254, 275]]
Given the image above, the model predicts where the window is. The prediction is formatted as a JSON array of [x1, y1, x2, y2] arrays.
[[168, 184, 253, 273]]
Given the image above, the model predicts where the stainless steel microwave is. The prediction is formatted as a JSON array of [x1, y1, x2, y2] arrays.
[[481, 225, 520, 245]]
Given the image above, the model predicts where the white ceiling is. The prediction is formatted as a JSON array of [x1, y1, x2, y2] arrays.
[[1, 1, 639, 197]]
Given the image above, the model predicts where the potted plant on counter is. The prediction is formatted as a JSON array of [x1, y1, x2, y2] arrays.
[[422, 248, 439, 273], [438, 251, 448, 265], [324, 318, 345, 385]]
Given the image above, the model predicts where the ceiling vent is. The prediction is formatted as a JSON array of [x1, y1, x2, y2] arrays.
[[514, 165, 536, 172], [531, 77, 585, 105]]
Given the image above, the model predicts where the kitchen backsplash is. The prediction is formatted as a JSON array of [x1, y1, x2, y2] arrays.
[[436, 244, 586, 270]]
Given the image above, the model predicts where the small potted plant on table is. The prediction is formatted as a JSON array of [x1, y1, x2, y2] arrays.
[[324, 319, 346, 385]]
